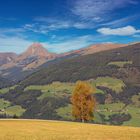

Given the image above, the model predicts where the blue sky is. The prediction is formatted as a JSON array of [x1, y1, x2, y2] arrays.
[[0, 0, 140, 53]]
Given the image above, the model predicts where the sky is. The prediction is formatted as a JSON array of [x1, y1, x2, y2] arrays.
[[0, 0, 140, 54]]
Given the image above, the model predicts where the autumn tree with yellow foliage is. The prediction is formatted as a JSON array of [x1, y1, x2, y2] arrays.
[[71, 81, 96, 122]]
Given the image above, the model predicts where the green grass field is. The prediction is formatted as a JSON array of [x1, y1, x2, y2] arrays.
[[0, 119, 139, 140], [0, 98, 25, 117], [25, 77, 123, 100], [0, 99, 11, 110], [25, 81, 105, 100], [25, 82, 74, 100], [0, 85, 17, 95], [5, 105, 26, 117], [55, 103, 140, 127], [108, 61, 133, 68], [0, 78, 138, 126], [56, 104, 73, 120], [91, 77, 125, 93], [123, 106, 140, 127]]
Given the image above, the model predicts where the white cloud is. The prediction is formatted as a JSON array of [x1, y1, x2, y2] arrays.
[[42, 34, 119, 53], [0, 27, 27, 39], [0, 28, 25, 35], [29, 21, 87, 33], [0, 35, 96, 54], [101, 15, 138, 27], [71, 0, 138, 20], [0, 34, 120, 54], [0, 34, 95, 54], [0, 36, 32, 53], [97, 26, 140, 36], [133, 34, 140, 38], [73, 22, 94, 29], [42, 35, 94, 53], [0, 27, 34, 53], [29, 17, 95, 33], [24, 24, 49, 34]]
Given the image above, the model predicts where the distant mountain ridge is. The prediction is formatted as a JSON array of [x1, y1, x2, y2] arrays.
[[0, 42, 128, 69], [0, 42, 136, 88], [1, 43, 57, 70], [77, 43, 127, 55], [0, 43, 58, 87]]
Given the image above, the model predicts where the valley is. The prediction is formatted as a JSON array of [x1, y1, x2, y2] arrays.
[[0, 42, 140, 127]]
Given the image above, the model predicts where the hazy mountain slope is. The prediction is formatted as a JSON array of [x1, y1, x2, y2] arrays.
[[72, 43, 127, 55], [0, 77, 11, 88], [0, 43, 58, 87], [0, 53, 17, 66], [1, 43, 57, 70]]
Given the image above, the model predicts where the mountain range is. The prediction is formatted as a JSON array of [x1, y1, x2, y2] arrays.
[[0, 42, 140, 126], [0, 42, 128, 69], [0, 42, 129, 87], [0, 43, 56, 70]]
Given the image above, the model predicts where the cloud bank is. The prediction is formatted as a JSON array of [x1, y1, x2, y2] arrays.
[[71, 0, 138, 20], [97, 26, 140, 36]]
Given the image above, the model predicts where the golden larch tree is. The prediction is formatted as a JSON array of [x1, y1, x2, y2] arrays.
[[71, 81, 96, 122]]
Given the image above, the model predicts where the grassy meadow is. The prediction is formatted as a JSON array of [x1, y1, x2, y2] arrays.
[[0, 85, 17, 95], [0, 119, 140, 140], [0, 77, 139, 126], [108, 61, 133, 68], [0, 98, 25, 117]]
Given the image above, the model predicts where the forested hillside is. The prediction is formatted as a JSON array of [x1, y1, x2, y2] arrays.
[[21, 43, 140, 86]]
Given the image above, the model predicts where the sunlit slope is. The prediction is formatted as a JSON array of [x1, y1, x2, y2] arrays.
[[0, 120, 140, 140]]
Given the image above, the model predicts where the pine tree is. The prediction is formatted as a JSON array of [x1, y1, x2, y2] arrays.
[[71, 81, 96, 122]]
